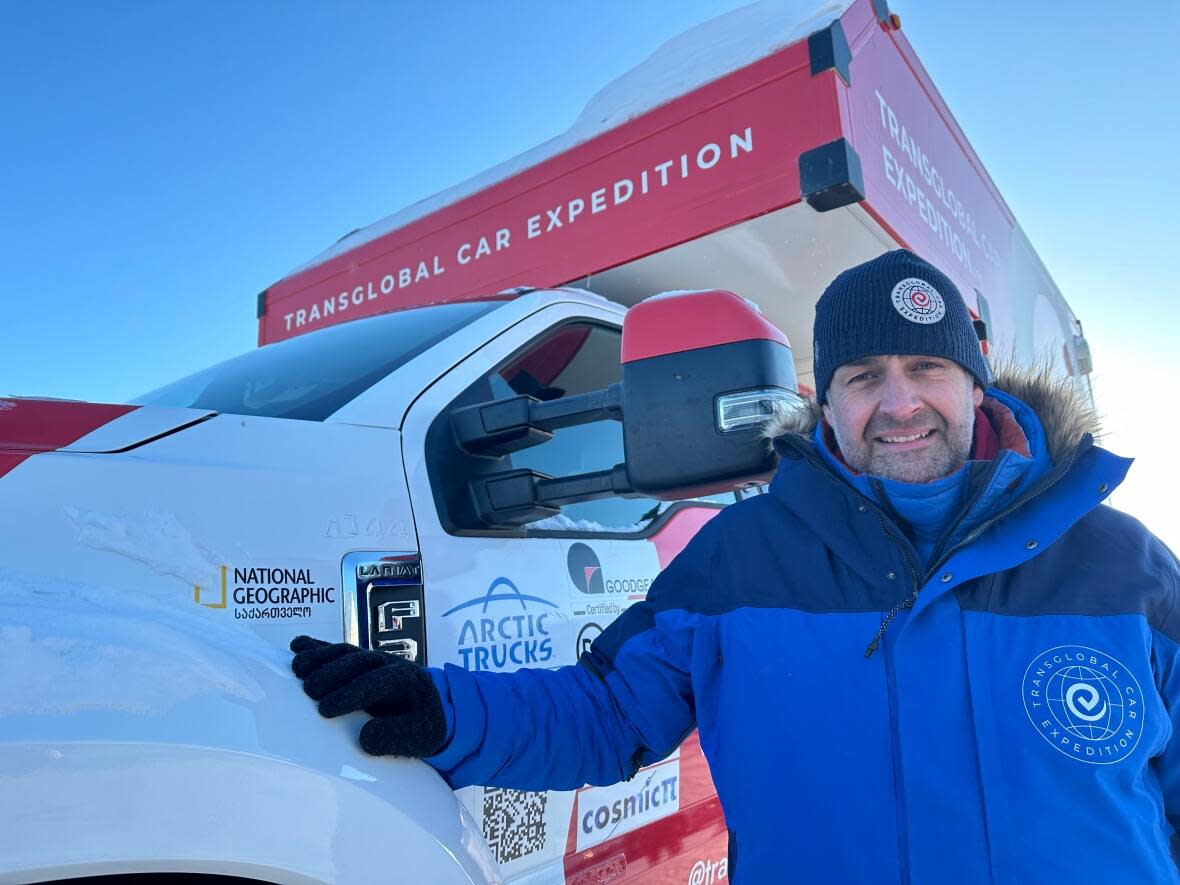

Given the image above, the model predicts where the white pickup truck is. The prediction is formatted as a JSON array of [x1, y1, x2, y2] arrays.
[[0, 285, 798, 884]]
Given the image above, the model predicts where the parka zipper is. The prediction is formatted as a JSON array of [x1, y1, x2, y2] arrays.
[[775, 435, 924, 885], [864, 475, 923, 659], [923, 454, 1008, 577], [882, 625, 912, 885], [920, 435, 1092, 586], [865, 454, 1008, 657], [773, 438, 922, 654], [774, 438, 920, 584]]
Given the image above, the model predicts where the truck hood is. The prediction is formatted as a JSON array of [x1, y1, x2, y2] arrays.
[[0, 398, 215, 477], [0, 410, 417, 662]]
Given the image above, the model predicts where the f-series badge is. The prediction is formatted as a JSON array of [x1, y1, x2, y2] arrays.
[[353, 554, 426, 665]]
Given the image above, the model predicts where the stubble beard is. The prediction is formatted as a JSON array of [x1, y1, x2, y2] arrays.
[[834, 409, 975, 484]]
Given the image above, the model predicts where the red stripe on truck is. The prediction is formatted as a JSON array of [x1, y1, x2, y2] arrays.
[[0, 452, 29, 478], [0, 399, 138, 478]]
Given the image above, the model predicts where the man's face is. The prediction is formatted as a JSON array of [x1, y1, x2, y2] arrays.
[[822, 355, 984, 483]]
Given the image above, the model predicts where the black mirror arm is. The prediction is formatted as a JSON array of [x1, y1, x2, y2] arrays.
[[472, 464, 635, 528], [453, 383, 622, 456], [535, 464, 634, 506]]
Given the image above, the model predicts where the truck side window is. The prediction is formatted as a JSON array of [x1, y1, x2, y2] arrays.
[[479, 322, 730, 533]]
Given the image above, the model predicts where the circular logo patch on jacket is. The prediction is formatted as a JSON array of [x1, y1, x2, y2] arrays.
[[890, 277, 946, 324], [1022, 645, 1143, 765]]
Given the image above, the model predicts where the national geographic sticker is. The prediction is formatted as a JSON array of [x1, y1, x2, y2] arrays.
[[194, 565, 336, 620]]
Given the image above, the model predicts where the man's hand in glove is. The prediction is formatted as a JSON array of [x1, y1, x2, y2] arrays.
[[289, 635, 448, 757]]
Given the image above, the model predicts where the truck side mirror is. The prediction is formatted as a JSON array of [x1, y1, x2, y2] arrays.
[[620, 290, 799, 499], [450, 290, 800, 528]]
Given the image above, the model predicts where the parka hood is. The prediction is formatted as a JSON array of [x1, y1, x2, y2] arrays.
[[766, 362, 1100, 464]]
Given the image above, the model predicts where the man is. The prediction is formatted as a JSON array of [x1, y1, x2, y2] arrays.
[[291, 250, 1180, 883]]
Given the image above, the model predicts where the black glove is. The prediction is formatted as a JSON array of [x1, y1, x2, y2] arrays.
[[289, 635, 448, 758]]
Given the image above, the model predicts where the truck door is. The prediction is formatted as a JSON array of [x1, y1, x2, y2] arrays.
[[399, 299, 730, 883]]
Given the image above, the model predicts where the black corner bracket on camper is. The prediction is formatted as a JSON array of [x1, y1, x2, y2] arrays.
[[808, 20, 852, 86], [800, 138, 866, 212]]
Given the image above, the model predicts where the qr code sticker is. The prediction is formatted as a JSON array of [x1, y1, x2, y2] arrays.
[[482, 786, 548, 865]]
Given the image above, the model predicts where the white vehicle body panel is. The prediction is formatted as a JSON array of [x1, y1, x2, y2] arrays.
[[0, 411, 502, 883]]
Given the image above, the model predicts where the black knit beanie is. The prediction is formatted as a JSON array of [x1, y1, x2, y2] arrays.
[[812, 249, 989, 403]]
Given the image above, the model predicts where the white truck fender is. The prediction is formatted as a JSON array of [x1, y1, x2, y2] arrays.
[[0, 583, 501, 885], [0, 742, 500, 885]]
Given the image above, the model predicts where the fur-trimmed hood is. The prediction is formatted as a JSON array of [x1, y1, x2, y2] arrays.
[[765, 363, 1101, 464]]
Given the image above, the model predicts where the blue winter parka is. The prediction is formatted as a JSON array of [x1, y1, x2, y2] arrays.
[[425, 371, 1180, 884]]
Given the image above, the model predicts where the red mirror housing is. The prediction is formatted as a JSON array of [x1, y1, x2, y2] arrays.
[[620, 290, 799, 499]]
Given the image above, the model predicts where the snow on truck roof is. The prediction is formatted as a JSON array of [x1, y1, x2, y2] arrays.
[[286, 0, 852, 279], [264, 0, 1081, 384]]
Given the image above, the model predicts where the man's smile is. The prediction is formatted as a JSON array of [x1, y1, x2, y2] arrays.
[[872, 428, 937, 450]]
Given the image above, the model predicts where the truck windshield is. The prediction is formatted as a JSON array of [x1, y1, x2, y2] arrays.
[[133, 300, 503, 420]]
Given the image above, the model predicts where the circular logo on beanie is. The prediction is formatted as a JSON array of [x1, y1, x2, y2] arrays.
[[890, 277, 946, 324], [1021, 645, 1144, 765]]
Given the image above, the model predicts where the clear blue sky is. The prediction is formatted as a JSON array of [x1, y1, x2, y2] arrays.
[[2, 1, 1177, 543]]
